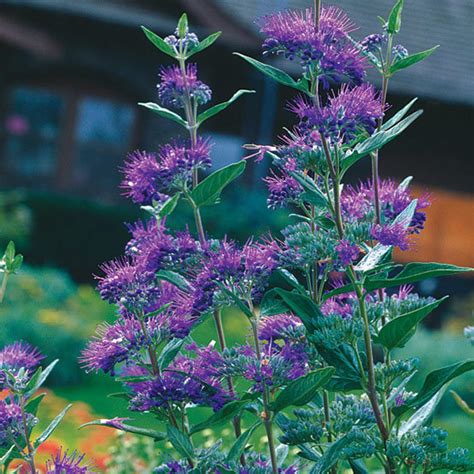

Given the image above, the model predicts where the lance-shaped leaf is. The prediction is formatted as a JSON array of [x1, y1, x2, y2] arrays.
[[138, 102, 188, 128], [177, 13, 188, 39], [375, 297, 448, 350], [387, 0, 404, 34], [81, 418, 166, 440], [197, 90, 255, 125], [142, 26, 177, 58], [291, 171, 329, 208], [271, 367, 335, 413], [187, 32, 222, 58], [394, 360, 474, 416], [274, 289, 323, 332], [398, 387, 447, 437], [158, 338, 187, 370], [450, 390, 474, 417], [355, 200, 417, 272], [234, 53, 309, 92], [167, 426, 195, 460], [277, 269, 306, 294], [390, 46, 439, 75], [158, 193, 181, 218], [191, 160, 246, 207], [366, 262, 473, 292], [25, 393, 46, 416], [381, 98, 418, 130], [227, 422, 260, 462], [260, 288, 292, 317], [156, 269, 190, 290], [311, 434, 351, 473], [25, 359, 58, 398], [190, 400, 248, 434], [342, 111, 423, 173], [34, 404, 72, 448], [0, 446, 15, 467]]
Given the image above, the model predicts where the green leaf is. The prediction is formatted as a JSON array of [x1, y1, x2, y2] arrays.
[[366, 262, 473, 292], [142, 26, 177, 58], [217, 283, 254, 319], [291, 172, 328, 208], [138, 102, 188, 128], [187, 32, 221, 58], [398, 387, 447, 436], [342, 111, 423, 173], [115, 375, 152, 383], [381, 98, 418, 130], [234, 53, 308, 92], [191, 160, 246, 207], [25, 359, 58, 397], [387, 0, 404, 34], [158, 338, 186, 370], [227, 422, 260, 462], [271, 367, 335, 413], [25, 393, 46, 416], [394, 360, 474, 415], [312, 434, 351, 473], [190, 400, 247, 434], [375, 297, 448, 350], [355, 200, 417, 272], [260, 288, 291, 317], [34, 404, 72, 448], [274, 289, 323, 332], [81, 419, 166, 440], [390, 46, 439, 74], [318, 345, 362, 391], [197, 89, 254, 125], [177, 13, 188, 39], [350, 459, 370, 474], [276, 269, 306, 294], [156, 269, 190, 290], [450, 390, 474, 417], [159, 193, 181, 218], [167, 426, 195, 460]]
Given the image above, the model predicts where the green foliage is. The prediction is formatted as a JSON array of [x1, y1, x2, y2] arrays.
[[190, 161, 246, 207], [390, 46, 440, 75], [197, 90, 255, 125]]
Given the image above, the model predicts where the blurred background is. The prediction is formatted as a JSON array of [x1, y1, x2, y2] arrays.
[[0, 0, 472, 470]]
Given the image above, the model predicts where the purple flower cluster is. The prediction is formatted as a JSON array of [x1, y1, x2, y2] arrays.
[[258, 6, 365, 85], [335, 239, 360, 266], [158, 64, 212, 109], [0, 342, 44, 387], [121, 137, 212, 205], [371, 222, 410, 250], [258, 313, 304, 341], [291, 83, 384, 144], [46, 450, 92, 474], [129, 343, 232, 412], [0, 400, 34, 447], [264, 172, 302, 209]]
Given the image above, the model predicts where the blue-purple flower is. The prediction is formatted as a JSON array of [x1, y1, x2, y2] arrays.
[[258, 6, 366, 85], [335, 239, 360, 266], [0, 400, 35, 447], [46, 450, 92, 474], [0, 342, 43, 376], [158, 64, 212, 109], [129, 343, 232, 412], [371, 222, 410, 250], [291, 83, 385, 143], [264, 172, 302, 209]]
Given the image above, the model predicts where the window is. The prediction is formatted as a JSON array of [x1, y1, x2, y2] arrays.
[[1, 84, 136, 200], [3, 87, 63, 187]]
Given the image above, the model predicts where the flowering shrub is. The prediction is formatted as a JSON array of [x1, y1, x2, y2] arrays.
[[2, 0, 474, 473]]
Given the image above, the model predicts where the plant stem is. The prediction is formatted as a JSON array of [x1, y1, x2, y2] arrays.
[[20, 396, 36, 473], [250, 316, 278, 474], [178, 51, 244, 457], [0, 271, 9, 303]]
